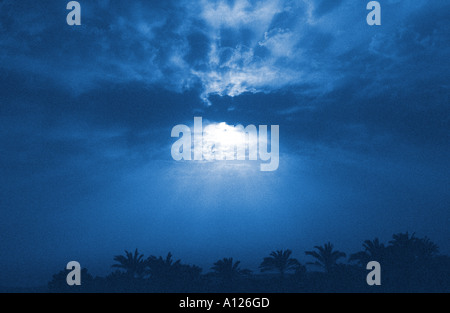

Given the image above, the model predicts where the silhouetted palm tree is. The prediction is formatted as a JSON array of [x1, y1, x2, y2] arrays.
[[147, 252, 181, 279], [389, 232, 417, 249], [416, 237, 439, 260], [146, 252, 202, 291], [259, 250, 301, 279], [305, 243, 346, 274], [176, 264, 203, 281], [349, 238, 386, 266], [112, 249, 146, 278], [211, 258, 251, 285], [388, 232, 439, 264]]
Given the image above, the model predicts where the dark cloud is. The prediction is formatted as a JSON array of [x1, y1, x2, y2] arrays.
[[314, 0, 345, 17]]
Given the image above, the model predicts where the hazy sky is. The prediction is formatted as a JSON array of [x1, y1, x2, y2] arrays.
[[0, 0, 449, 287]]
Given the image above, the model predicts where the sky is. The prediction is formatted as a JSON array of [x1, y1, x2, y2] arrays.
[[0, 0, 449, 287]]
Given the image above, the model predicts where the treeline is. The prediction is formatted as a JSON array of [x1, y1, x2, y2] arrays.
[[48, 232, 450, 293]]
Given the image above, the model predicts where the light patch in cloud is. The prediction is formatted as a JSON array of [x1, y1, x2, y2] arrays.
[[200, 0, 282, 30], [193, 121, 265, 161]]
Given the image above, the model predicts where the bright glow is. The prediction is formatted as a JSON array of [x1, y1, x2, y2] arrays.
[[199, 122, 261, 161]]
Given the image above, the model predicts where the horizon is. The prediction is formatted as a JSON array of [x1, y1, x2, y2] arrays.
[[2, 230, 446, 290]]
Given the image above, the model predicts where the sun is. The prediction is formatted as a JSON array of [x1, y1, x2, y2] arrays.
[[201, 122, 252, 161]]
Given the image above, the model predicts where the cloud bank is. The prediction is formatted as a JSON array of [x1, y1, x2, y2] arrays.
[[1, 0, 446, 105]]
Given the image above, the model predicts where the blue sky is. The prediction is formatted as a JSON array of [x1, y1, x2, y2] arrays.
[[0, 0, 449, 287]]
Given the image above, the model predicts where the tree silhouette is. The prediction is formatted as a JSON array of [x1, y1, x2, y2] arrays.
[[388, 232, 416, 265], [383, 232, 442, 291], [146, 252, 182, 283], [147, 253, 202, 292], [147, 252, 181, 277], [48, 268, 93, 293], [305, 242, 346, 274], [259, 250, 301, 279], [211, 258, 251, 288], [385, 232, 440, 278], [415, 237, 439, 260], [45, 232, 449, 293], [389, 232, 417, 250], [112, 249, 146, 278], [388, 232, 439, 262], [349, 238, 386, 266]]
